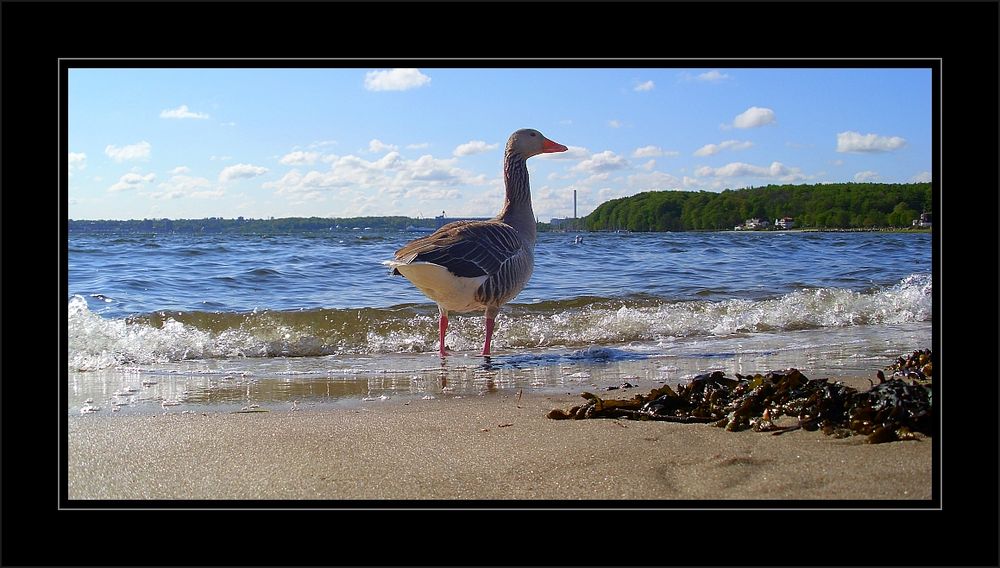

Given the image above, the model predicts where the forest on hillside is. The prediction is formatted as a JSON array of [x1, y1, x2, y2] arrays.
[[583, 183, 932, 231]]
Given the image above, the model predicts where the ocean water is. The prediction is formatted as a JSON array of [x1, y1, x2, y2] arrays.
[[67, 229, 933, 415]]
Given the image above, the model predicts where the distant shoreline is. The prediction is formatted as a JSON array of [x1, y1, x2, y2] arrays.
[[67, 217, 932, 235], [553, 227, 932, 234], [735, 227, 932, 234]]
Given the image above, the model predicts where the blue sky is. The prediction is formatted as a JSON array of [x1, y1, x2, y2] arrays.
[[67, 67, 932, 221]]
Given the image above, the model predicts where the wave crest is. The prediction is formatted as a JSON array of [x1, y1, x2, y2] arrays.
[[67, 274, 931, 370]]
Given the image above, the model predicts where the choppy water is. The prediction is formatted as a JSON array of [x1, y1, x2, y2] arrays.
[[67, 228, 933, 415]]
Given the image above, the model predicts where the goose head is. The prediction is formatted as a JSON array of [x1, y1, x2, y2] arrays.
[[506, 128, 568, 158]]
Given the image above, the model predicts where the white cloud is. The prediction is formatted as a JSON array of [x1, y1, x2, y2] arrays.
[[571, 150, 628, 173], [830, 159, 845, 166], [632, 145, 664, 158], [404, 186, 461, 201], [279, 151, 321, 165], [108, 172, 155, 192], [538, 145, 590, 161], [696, 161, 805, 182], [406, 154, 476, 182], [169, 166, 191, 175], [910, 171, 932, 183], [406, 142, 430, 149], [69, 152, 86, 170], [853, 170, 880, 182], [160, 104, 210, 119], [680, 70, 733, 83], [455, 182, 506, 218], [627, 171, 683, 190], [264, 152, 487, 208], [369, 139, 399, 153], [836, 131, 907, 153], [634, 80, 655, 92], [308, 140, 337, 149], [220, 121, 237, 127], [531, 185, 587, 220], [642, 159, 656, 171], [732, 107, 776, 129], [453, 140, 498, 157], [608, 120, 623, 128], [596, 187, 636, 203], [105, 141, 151, 162], [364, 68, 431, 91], [693, 139, 753, 157], [219, 163, 269, 183], [153, 175, 223, 199], [697, 70, 730, 82], [580, 173, 612, 185], [210, 155, 232, 161]]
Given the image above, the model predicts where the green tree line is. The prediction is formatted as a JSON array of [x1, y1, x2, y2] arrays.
[[584, 182, 932, 231]]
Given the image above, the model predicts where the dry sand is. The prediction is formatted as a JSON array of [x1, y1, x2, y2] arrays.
[[67, 389, 933, 501]]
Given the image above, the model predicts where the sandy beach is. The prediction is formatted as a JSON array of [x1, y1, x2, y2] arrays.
[[68, 386, 933, 501]]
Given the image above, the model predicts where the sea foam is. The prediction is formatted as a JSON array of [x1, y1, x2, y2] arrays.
[[67, 273, 931, 370]]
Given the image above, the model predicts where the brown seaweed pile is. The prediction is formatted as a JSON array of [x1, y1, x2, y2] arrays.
[[546, 350, 934, 444], [885, 348, 932, 383]]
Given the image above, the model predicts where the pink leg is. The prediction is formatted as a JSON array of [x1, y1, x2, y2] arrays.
[[482, 317, 496, 356], [438, 310, 449, 356]]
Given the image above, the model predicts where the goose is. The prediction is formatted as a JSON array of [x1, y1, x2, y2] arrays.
[[385, 128, 567, 356]]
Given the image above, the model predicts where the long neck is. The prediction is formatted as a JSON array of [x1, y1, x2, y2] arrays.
[[498, 151, 536, 244]]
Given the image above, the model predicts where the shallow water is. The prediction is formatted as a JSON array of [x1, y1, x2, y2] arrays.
[[67, 228, 933, 415]]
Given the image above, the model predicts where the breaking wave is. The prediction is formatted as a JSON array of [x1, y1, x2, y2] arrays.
[[68, 273, 931, 371]]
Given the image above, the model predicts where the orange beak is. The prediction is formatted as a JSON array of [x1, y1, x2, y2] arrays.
[[542, 138, 568, 153]]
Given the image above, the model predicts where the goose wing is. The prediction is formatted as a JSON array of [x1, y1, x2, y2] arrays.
[[391, 220, 524, 278]]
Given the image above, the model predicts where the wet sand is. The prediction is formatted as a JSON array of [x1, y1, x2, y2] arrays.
[[68, 388, 932, 501]]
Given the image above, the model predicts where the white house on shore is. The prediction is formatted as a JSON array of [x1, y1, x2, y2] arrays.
[[735, 218, 770, 230], [912, 212, 932, 228], [735, 216, 795, 231]]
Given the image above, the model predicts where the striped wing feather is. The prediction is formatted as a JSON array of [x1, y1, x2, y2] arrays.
[[393, 221, 523, 279]]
